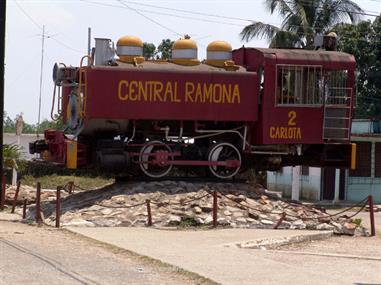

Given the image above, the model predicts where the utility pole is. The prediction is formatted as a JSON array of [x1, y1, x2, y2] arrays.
[[0, 1, 7, 185], [36, 25, 45, 137], [87, 27, 91, 64]]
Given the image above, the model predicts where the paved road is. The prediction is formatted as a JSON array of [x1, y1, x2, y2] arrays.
[[70, 227, 381, 285], [0, 221, 200, 285]]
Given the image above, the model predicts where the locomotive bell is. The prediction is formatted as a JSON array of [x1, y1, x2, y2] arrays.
[[116, 36, 145, 64], [171, 37, 200, 66]]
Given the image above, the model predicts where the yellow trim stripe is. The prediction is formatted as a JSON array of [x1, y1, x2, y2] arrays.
[[351, 143, 357, 170]]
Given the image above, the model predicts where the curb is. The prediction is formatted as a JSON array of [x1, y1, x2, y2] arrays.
[[236, 231, 333, 249]]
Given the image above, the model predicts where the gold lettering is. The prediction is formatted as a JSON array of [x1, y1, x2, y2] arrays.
[[118, 80, 128, 101], [139, 81, 147, 101], [154, 82, 164, 102], [185, 82, 195, 102], [213, 84, 222, 103], [129, 81, 138, 101], [270, 127, 275, 138], [232, 85, 240, 103], [203, 84, 213, 103], [195, 83, 203, 102], [296, 128, 302, 139], [164, 82, 173, 102], [174, 82, 181, 102], [269, 126, 302, 139], [222, 84, 231, 103]]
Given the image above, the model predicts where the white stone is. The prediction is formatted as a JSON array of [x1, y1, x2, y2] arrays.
[[236, 217, 247, 223], [63, 219, 95, 227], [316, 223, 334, 231], [260, 219, 274, 225], [204, 216, 213, 224], [193, 206, 202, 214]]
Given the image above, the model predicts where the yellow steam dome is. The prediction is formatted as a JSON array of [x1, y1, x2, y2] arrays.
[[116, 36, 144, 64], [171, 37, 199, 66], [205, 40, 237, 70], [117, 36, 143, 47], [206, 41, 232, 52], [172, 38, 197, 50]]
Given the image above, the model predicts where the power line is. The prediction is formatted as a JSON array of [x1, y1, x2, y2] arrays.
[[81, 0, 244, 27], [14, 0, 84, 54], [284, 0, 380, 17], [124, 0, 253, 23], [117, 0, 182, 37], [14, 0, 42, 30]]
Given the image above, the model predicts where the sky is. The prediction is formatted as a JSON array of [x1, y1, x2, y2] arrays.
[[4, 0, 381, 124]]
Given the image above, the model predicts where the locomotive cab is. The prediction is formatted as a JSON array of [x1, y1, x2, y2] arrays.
[[233, 47, 356, 168]]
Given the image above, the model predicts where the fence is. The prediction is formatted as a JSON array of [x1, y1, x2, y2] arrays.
[[0, 177, 377, 236]]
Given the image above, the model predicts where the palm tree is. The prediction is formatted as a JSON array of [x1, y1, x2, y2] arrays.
[[240, 0, 363, 49], [3, 144, 21, 170]]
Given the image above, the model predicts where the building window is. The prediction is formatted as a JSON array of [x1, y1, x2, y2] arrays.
[[349, 142, 371, 177], [276, 65, 323, 105], [375, 143, 381, 177]]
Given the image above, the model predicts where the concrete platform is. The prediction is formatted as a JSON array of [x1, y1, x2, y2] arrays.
[[68, 227, 347, 285]]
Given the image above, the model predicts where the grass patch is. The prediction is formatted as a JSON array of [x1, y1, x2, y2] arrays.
[[21, 174, 114, 190], [351, 218, 362, 226]]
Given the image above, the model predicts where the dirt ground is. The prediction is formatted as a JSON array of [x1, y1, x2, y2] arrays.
[[0, 221, 212, 285]]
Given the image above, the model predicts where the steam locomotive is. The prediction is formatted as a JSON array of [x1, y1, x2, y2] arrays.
[[29, 35, 356, 179]]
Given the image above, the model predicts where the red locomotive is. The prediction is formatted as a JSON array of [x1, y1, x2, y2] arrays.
[[29, 35, 356, 179]]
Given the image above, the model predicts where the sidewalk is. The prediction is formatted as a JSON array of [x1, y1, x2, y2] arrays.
[[68, 227, 381, 285]]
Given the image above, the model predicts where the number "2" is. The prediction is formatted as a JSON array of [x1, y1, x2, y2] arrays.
[[288, 111, 297, 126]]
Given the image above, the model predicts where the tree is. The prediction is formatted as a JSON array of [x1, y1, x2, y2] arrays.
[[156, 39, 174, 59], [333, 17, 381, 118], [143, 42, 156, 60], [240, 0, 363, 49], [3, 111, 15, 133], [3, 144, 21, 169]]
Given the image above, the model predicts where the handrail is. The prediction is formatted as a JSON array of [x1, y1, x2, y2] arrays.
[[78, 55, 92, 120]]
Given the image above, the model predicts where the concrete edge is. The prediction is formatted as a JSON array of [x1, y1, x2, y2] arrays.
[[236, 231, 333, 249], [63, 228, 220, 285], [270, 249, 381, 261]]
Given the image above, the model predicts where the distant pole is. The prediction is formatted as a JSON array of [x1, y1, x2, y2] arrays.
[[0, 0, 6, 191], [37, 25, 45, 138], [87, 27, 91, 65]]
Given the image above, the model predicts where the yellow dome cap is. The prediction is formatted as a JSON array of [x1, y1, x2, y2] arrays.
[[172, 38, 197, 50], [207, 41, 232, 52], [117, 36, 143, 47]]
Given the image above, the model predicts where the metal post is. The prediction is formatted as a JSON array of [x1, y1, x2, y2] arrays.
[[35, 182, 42, 223], [368, 195, 376, 237], [87, 27, 91, 65], [11, 180, 21, 213], [55, 187, 61, 228], [0, 1, 6, 196], [0, 175, 5, 210], [213, 190, 218, 228], [146, 199, 152, 227], [37, 25, 45, 137], [22, 199, 27, 219], [274, 212, 286, 229], [68, 181, 74, 194]]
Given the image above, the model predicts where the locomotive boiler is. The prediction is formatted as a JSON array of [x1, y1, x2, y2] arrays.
[[29, 35, 357, 179]]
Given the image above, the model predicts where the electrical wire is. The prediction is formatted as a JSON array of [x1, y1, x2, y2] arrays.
[[117, 0, 183, 37], [14, 0, 84, 55]]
